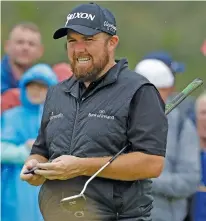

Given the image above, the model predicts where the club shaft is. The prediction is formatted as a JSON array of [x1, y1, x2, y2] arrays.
[[80, 144, 130, 195], [80, 161, 110, 195]]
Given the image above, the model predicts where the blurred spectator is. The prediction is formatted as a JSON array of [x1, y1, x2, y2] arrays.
[[200, 40, 206, 56], [138, 51, 198, 221], [137, 51, 196, 126], [1, 88, 21, 113], [193, 91, 206, 221], [196, 92, 206, 149], [135, 58, 200, 221], [1, 21, 44, 94], [1, 62, 73, 114], [1, 64, 58, 221], [52, 62, 73, 82]]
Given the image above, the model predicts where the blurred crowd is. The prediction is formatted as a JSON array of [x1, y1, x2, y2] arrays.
[[1, 22, 206, 221]]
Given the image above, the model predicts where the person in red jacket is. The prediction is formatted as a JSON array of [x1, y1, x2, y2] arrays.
[[1, 88, 21, 113], [52, 62, 73, 82]]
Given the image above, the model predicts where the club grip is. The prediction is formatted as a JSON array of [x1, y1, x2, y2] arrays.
[[165, 78, 203, 115]]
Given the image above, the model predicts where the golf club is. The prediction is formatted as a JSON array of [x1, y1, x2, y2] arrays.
[[60, 78, 203, 217]]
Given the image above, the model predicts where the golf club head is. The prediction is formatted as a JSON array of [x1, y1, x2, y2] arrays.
[[60, 193, 86, 217]]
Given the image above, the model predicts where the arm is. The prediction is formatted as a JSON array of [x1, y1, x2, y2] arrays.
[[1, 110, 22, 145], [20, 88, 53, 185], [29, 87, 54, 161], [1, 142, 30, 164], [152, 118, 200, 198], [80, 152, 164, 181], [82, 85, 168, 180], [1, 141, 48, 164]]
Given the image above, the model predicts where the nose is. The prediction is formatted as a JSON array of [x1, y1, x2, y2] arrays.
[[21, 42, 31, 51], [73, 41, 86, 53]]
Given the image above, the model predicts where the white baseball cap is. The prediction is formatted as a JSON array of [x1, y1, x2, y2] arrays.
[[135, 59, 175, 88]]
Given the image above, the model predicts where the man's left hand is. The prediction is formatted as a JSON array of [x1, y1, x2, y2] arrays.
[[34, 155, 85, 180]]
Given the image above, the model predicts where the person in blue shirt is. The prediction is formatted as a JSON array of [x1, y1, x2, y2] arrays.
[[1, 63, 58, 221], [193, 92, 206, 221], [1, 22, 44, 94]]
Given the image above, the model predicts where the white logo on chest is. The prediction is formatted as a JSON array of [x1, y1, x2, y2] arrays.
[[49, 112, 64, 121], [88, 110, 114, 120]]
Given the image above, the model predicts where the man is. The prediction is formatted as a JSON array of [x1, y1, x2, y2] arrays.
[[135, 58, 200, 221], [20, 3, 168, 221], [193, 91, 206, 221], [1, 64, 58, 221], [1, 22, 44, 93]]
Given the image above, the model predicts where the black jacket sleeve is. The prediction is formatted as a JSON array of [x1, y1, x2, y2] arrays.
[[30, 87, 54, 159], [127, 84, 168, 157]]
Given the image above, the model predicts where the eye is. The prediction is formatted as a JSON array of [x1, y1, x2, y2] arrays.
[[85, 38, 93, 42], [16, 40, 24, 45], [68, 39, 76, 43], [29, 42, 36, 47]]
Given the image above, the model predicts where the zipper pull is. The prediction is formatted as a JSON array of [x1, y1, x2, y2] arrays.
[[116, 212, 119, 220]]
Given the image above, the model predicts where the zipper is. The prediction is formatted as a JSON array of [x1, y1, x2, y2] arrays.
[[69, 98, 80, 154], [116, 212, 119, 220]]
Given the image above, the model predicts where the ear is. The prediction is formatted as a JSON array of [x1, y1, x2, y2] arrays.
[[170, 85, 176, 93], [4, 40, 10, 54], [108, 35, 119, 52]]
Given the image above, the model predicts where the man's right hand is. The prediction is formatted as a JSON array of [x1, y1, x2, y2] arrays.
[[20, 159, 46, 186]]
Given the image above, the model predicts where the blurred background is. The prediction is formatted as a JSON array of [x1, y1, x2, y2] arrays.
[[1, 1, 206, 95], [1, 1, 206, 221]]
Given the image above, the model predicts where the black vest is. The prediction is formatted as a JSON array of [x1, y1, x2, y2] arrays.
[[38, 59, 154, 220]]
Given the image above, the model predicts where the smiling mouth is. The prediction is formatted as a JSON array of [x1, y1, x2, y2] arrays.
[[77, 57, 91, 64]]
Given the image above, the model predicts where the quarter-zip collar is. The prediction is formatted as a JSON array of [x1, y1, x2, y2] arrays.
[[62, 58, 128, 99]]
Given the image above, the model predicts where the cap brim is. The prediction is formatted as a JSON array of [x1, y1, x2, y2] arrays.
[[171, 61, 185, 73], [53, 25, 101, 39]]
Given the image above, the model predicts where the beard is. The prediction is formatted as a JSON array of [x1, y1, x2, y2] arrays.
[[70, 48, 110, 82]]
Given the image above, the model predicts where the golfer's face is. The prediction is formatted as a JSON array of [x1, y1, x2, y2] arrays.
[[66, 31, 110, 82]]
